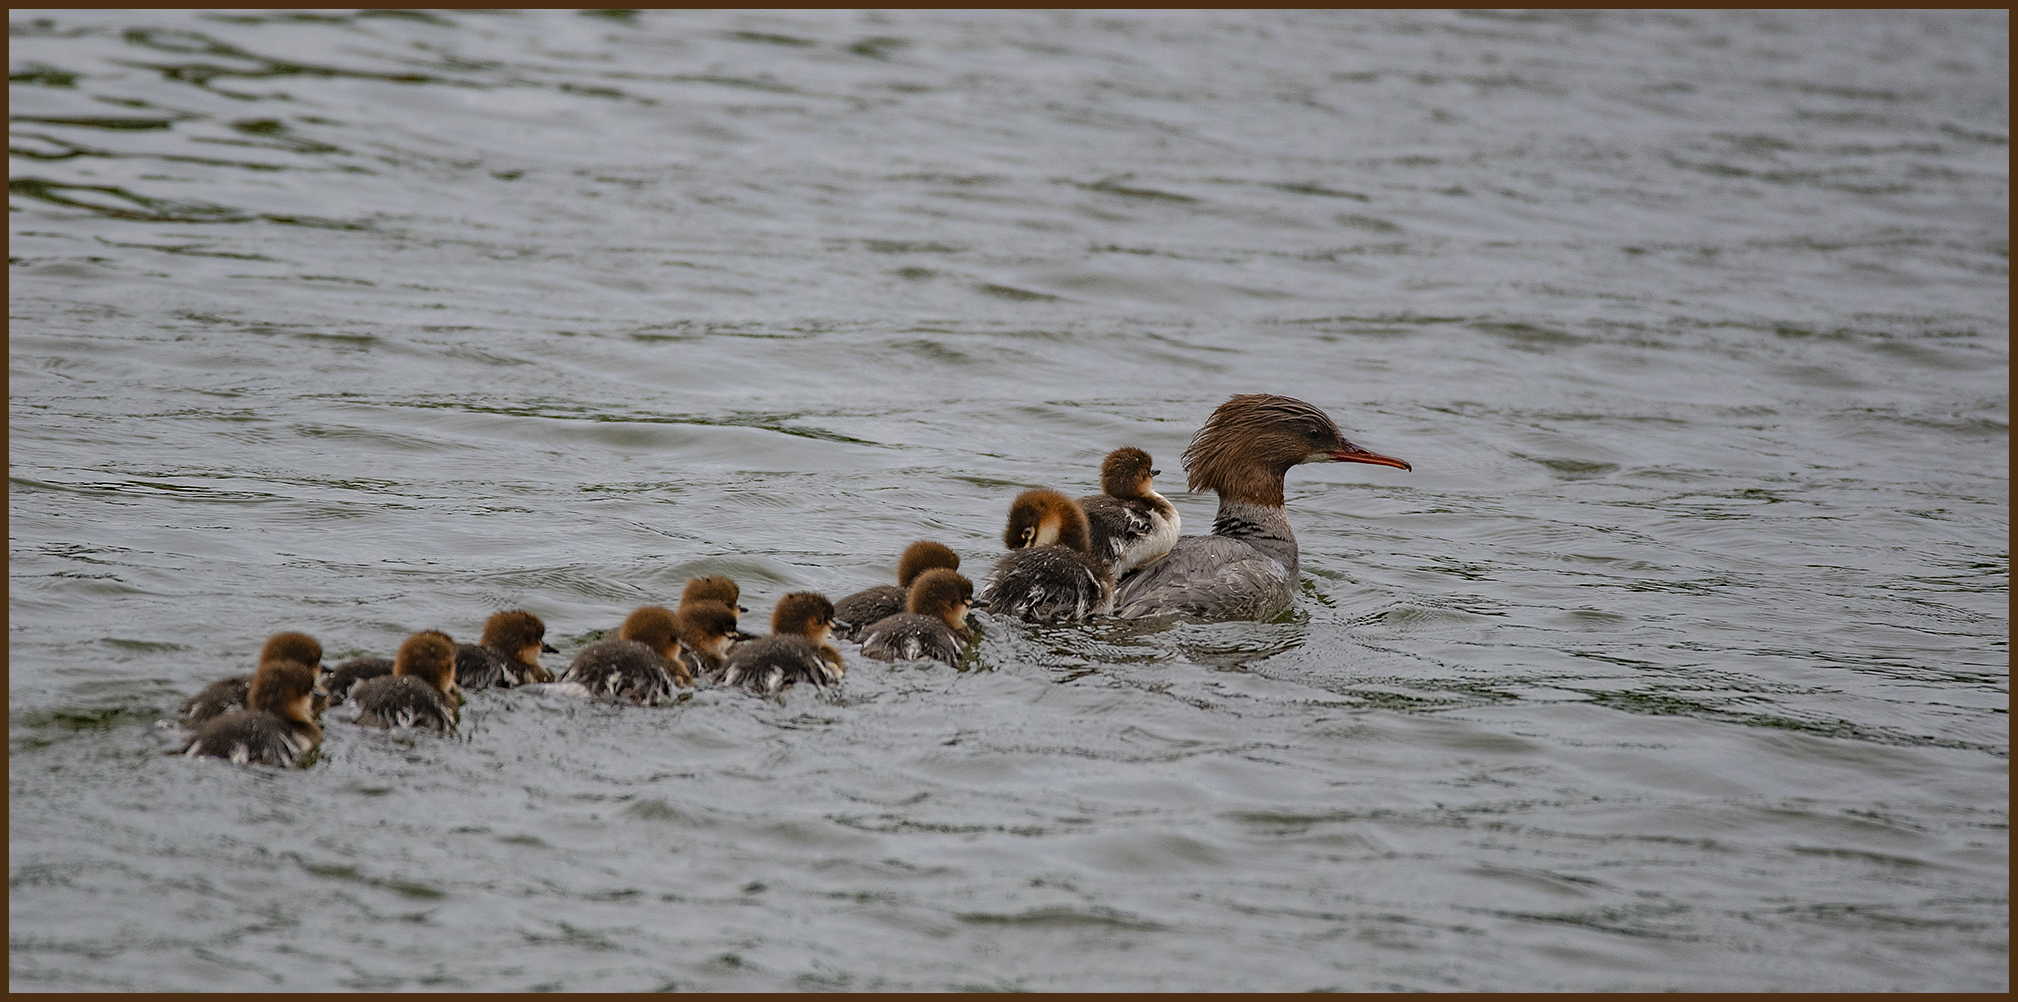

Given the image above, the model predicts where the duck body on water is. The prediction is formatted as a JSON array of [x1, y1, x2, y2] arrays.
[[979, 488, 1117, 624], [1113, 395, 1410, 621], [173, 394, 1403, 765], [182, 657, 322, 767], [349, 631, 462, 733], [859, 568, 977, 666]]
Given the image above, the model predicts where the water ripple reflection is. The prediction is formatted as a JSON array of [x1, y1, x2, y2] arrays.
[[10, 7, 2006, 992]]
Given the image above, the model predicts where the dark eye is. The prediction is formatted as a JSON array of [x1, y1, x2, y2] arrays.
[[1304, 427, 1324, 440]]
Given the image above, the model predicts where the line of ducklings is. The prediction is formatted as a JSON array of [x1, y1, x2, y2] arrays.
[[176, 447, 1180, 768]]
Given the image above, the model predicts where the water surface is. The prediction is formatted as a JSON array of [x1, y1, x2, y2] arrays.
[[9, 9, 2007, 991]]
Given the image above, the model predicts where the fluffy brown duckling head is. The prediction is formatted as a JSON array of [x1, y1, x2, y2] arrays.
[[678, 600, 739, 660], [393, 630, 460, 699], [771, 592, 837, 644], [1003, 488, 1092, 553], [895, 540, 961, 588], [1098, 446, 1161, 501], [481, 609, 557, 665], [249, 659, 320, 725], [1183, 394, 1411, 507], [618, 605, 683, 660], [906, 568, 975, 632], [259, 631, 324, 670], [680, 575, 748, 617]]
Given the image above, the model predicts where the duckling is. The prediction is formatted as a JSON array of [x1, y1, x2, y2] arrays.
[[1113, 394, 1409, 620], [178, 631, 324, 730], [720, 592, 844, 694], [559, 605, 689, 705], [182, 659, 322, 767], [832, 540, 961, 641], [455, 609, 559, 689], [1079, 447, 1181, 579], [674, 599, 741, 682], [323, 656, 392, 705], [349, 630, 461, 732], [860, 568, 975, 666], [681, 574, 755, 640], [978, 488, 1116, 623]]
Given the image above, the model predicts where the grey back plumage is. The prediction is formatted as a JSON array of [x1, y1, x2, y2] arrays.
[[979, 546, 1115, 624], [1111, 503, 1299, 620], [455, 644, 508, 690], [183, 708, 316, 766], [832, 586, 905, 642], [178, 675, 251, 729], [560, 639, 680, 706], [720, 635, 841, 694], [859, 613, 963, 665], [349, 674, 457, 732], [324, 657, 393, 704]]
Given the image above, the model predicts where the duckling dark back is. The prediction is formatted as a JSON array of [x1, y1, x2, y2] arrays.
[[324, 657, 393, 704], [721, 593, 842, 694], [350, 630, 460, 732], [184, 657, 322, 766], [861, 568, 975, 666], [560, 605, 689, 704]]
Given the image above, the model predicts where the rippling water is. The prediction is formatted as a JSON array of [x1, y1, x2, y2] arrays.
[[10, 9, 2007, 991]]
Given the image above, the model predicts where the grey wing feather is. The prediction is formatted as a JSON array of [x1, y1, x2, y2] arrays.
[[455, 645, 507, 690], [350, 676, 457, 732], [860, 614, 961, 665], [1111, 536, 1294, 621], [979, 547, 1115, 624], [560, 640, 675, 705]]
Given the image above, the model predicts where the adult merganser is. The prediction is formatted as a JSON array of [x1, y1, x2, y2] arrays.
[[179, 631, 324, 729], [859, 568, 975, 666], [182, 658, 322, 767], [1112, 393, 1409, 620], [559, 605, 689, 704], [349, 630, 461, 732], [455, 609, 559, 689], [978, 488, 1115, 623], [1079, 447, 1180, 579], [720, 592, 844, 694], [674, 600, 740, 682], [832, 541, 961, 642]]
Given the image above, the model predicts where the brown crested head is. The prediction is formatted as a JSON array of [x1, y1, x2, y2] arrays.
[[906, 568, 974, 621], [677, 599, 739, 648], [1002, 488, 1092, 553], [1181, 394, 1410, 507], [259, 631, 323, 670], [481, 610, 554, 657], [248, 659, 320, 720], [618, 605, 682, 659], [771, 592, 836, 639], [895, 540, 961, 587], [1098, 447, 1158, 500], [393, 630, 459, 693], [680, 575, 745, 615]]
